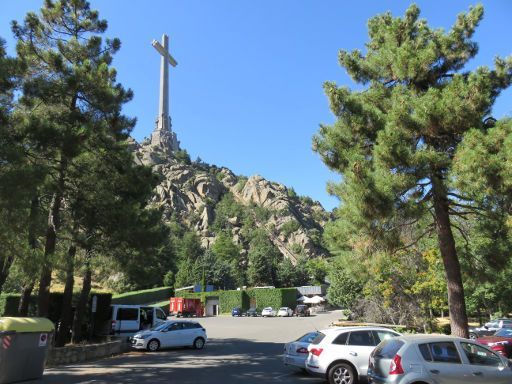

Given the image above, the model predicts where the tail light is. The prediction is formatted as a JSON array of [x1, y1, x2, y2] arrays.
[[296, 347, 308, 354], [389, 354, 404, 375], [310, 348, 323, 356]]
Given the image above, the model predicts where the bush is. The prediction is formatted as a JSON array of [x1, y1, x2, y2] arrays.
[[280, 219, 300, 238], [111, 287, 173, 305]]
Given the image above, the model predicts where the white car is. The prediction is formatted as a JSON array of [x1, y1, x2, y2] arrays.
[[306, 326, 401, 383], [261, 307, 276, 317], [277, 307, 293, 317], [131, 320, 207, 352], [284, 331, 320, 370]]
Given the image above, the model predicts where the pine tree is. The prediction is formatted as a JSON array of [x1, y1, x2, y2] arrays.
[[314, 5, 512, 337], [13, 0, 134, 316]]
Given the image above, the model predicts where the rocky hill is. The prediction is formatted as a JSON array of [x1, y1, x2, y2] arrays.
[[128, 125, 330, 265]]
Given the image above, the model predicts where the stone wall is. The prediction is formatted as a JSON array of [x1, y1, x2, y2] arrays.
[[46, 339, 128, 366]]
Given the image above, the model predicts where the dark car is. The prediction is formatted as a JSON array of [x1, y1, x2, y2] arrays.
[[231, 307, 243, 317], [245, 307, 259, 317], [293, 305, 310, 317], [477, 327, 512, 358], [469, 318, 512, 339]]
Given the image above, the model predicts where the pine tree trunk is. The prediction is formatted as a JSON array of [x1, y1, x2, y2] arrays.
[[18, 283, 34, 316], [19, 197, 39, 316], [71, 249, 92, 344], [55, 244, 76, 347], [432, 175, 469, 338], [0, 255, 14, 294], [38, 161, 66, 317]]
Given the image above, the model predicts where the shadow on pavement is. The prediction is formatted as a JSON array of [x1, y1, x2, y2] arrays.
[[39, 338, 325, 384]]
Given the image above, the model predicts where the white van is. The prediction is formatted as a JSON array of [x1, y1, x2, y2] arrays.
[[110, 305, 167, 335]]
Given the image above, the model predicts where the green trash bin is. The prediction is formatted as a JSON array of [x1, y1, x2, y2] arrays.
[[0, 317, 54, 384]]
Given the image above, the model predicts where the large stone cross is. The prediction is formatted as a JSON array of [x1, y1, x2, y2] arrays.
[[152, 34, 178, 132]]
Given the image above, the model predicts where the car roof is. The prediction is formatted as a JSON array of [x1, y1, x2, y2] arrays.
[[319, 326, 400, 334], [396, 334, 466, 343]]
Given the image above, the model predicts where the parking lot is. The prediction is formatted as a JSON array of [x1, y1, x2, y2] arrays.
[[36, 311, 343, 383]]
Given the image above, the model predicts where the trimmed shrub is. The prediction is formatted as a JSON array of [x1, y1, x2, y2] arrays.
[[111, 287, 173, 305], [246, 288, 297, 311], [219, 290, 246, 314]]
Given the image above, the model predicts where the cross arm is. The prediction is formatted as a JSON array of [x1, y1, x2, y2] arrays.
[[151, 39, 178, 67]]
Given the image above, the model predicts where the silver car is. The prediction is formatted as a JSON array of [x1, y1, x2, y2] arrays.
[[368, 334, 512, 384], [283, 331, 320, 370]]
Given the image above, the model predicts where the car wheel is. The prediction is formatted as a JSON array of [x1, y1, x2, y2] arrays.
[[469, 332, 477, 340], [193, 337, 205, 350], [147, 339, 160, 352], [328, 362, 357, 384]]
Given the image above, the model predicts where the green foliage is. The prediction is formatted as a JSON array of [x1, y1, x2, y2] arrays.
[[287, 188, 298, 198], [246, 288, 297, 311], [235, 176, 248, 192], [277, 258, 309, 288], [163, 271, 175, 287], [306, 258, 329, 285], [219, 290, 247, 313], [111, 287, 172, 305], [211, 232, 241, 262], [247, 229, 281, 286], [212, 192, 247, 231], [314, 4, 512, 335], [327, 257, 364, 308], [280, 219, 300, 238], [173, 149, 191, 165]]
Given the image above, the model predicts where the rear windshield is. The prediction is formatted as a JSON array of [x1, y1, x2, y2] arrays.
[[311, 332, 326, 345], [373, 339, 404, 359], [297, 332, 320, 343]]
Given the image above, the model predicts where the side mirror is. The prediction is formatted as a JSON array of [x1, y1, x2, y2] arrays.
[[484, 325, 489, 330]]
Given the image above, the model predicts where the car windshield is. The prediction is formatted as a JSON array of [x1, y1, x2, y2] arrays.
[[495, 328, 512, 337]]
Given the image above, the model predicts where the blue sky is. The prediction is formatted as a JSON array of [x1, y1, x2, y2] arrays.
[[1, 1, 511, 211]]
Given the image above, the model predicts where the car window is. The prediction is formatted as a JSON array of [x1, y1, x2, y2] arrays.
[[461, 342, 502, 367], [297, 332, 319, 343], [182, 322, 198, 329], [495, 328, 512, 337], [374, 339, 404, 358], [168, 322, 183, 331], [428, 342, 461, 364], [332, 332, 349, 345], [348, 331, 375, 346], [117, 308, 138, 321], [311, 332, 326, 345], [486, 322, 498, 328], [419, 344, 432, 361], [373, 330, 399, 344], [156, 309, 166, 320]]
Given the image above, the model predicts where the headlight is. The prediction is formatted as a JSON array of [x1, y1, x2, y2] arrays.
[[135, 334, 151, 340]]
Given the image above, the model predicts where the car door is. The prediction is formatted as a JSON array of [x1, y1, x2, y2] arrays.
[[154, 308, 167, 327], [116, 307, 140, 333], [160, 322, 185, 348], [345, 330, 378, 376], [418, 341, 472, 384], [459, 341, 512, 384]]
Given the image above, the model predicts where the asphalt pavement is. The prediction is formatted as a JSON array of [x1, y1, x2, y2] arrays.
[[35, 310, 342, 384]]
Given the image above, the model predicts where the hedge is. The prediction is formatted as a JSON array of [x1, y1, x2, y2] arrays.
[[111, 286, 173, 305], [175, 287, 298, 313], [0, 292, 111, 332], [246, 288, 297, 311]]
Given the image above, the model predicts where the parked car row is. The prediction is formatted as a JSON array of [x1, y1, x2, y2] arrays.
[[284, 325, 512, 384], [232, 305, 311, 317]]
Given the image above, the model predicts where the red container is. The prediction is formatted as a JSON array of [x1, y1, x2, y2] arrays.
[[169, 297, 203, 317]]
